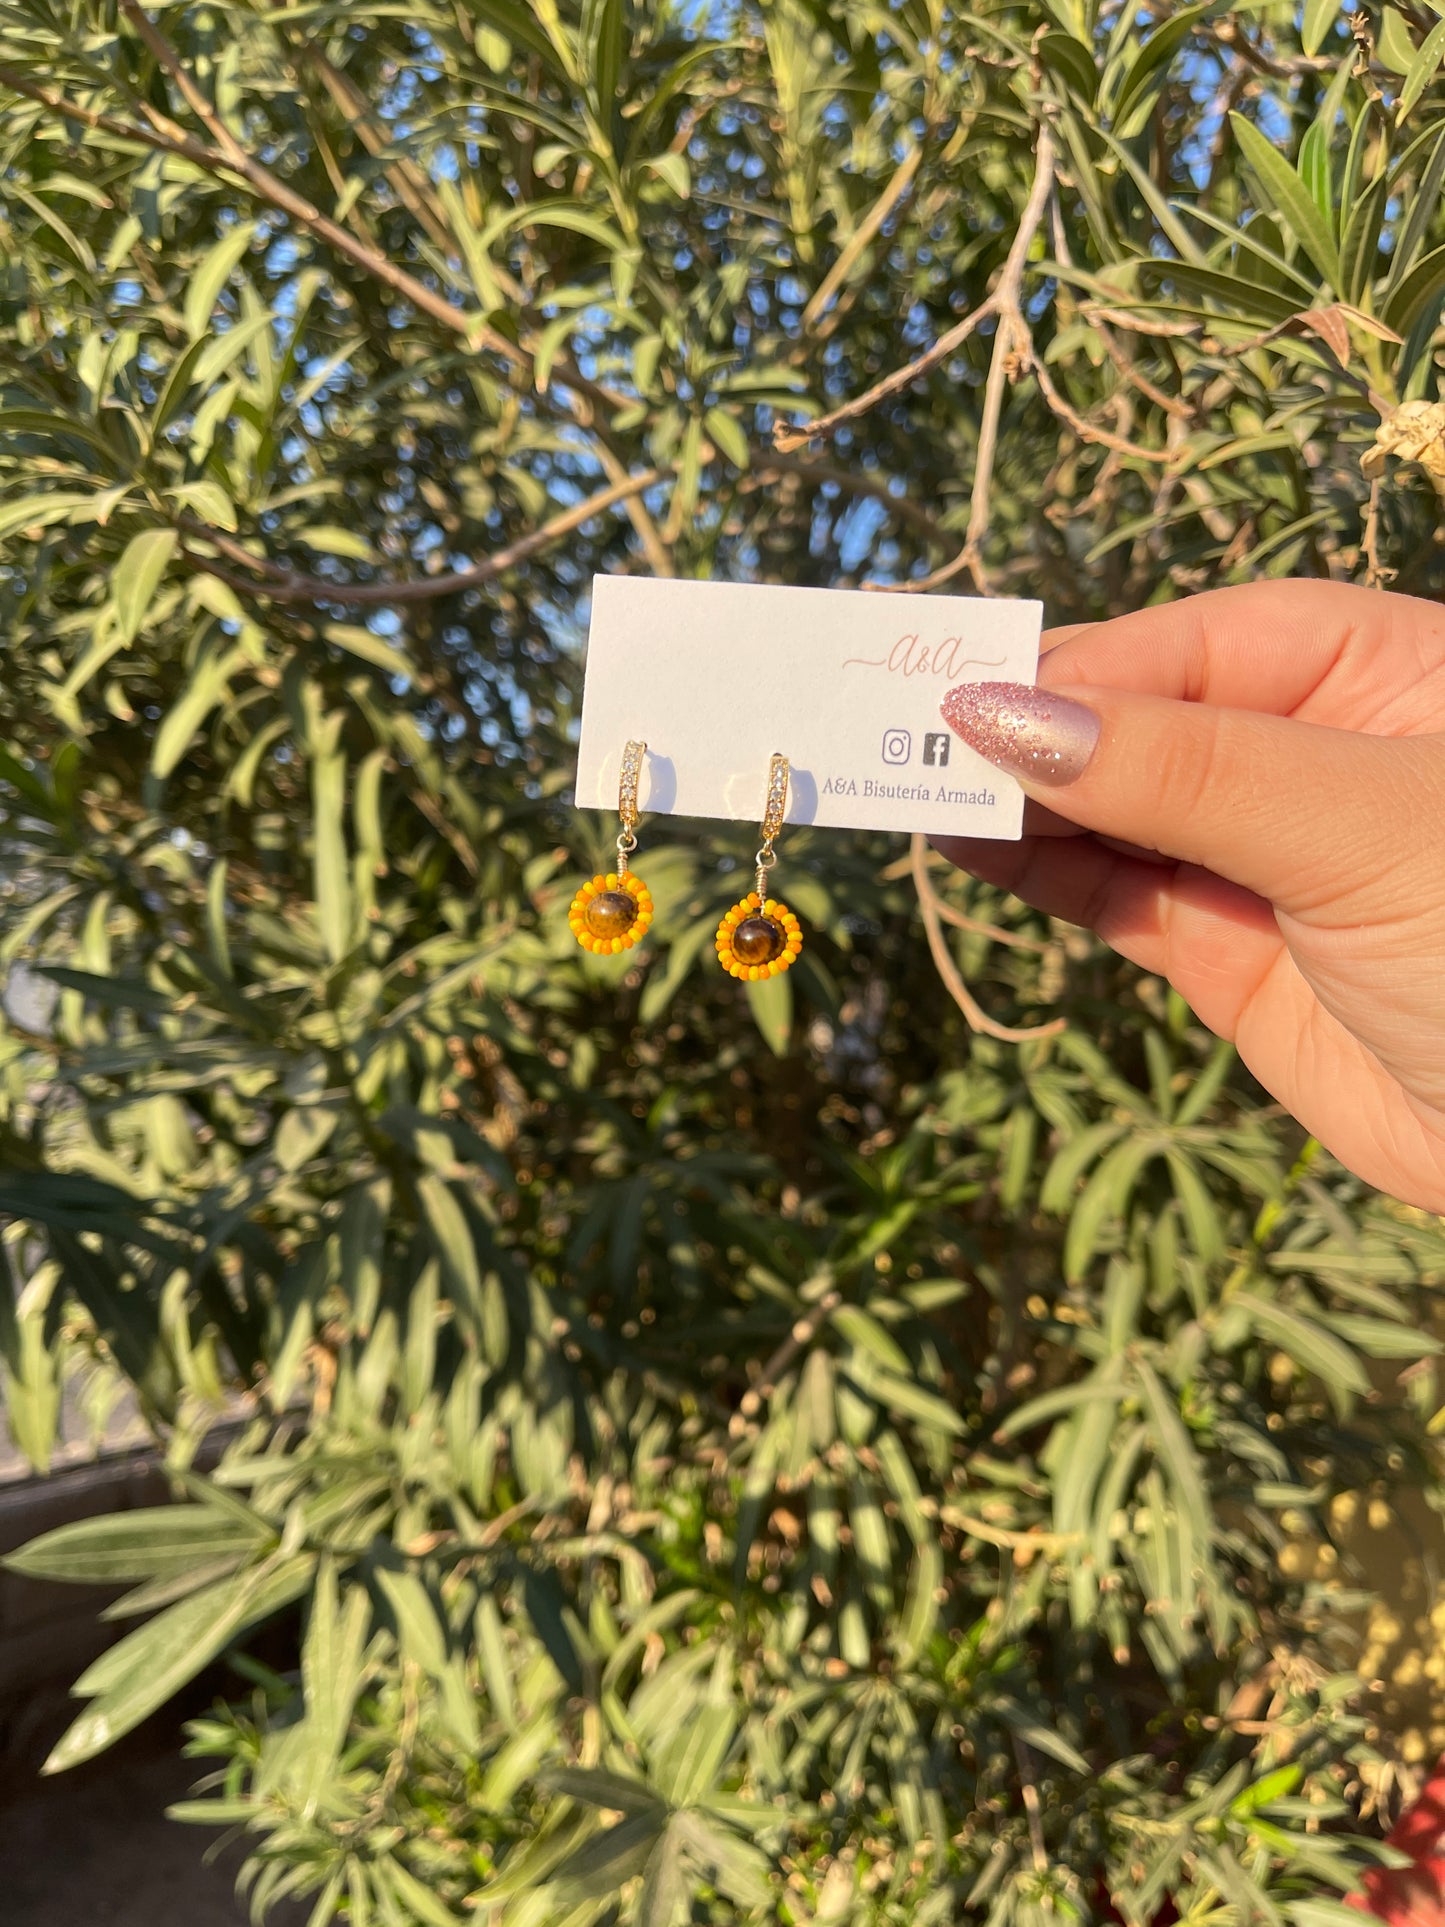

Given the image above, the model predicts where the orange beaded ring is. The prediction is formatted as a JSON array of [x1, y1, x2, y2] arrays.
[[570, 739, 654, 955], [715, 752, 804, 981]]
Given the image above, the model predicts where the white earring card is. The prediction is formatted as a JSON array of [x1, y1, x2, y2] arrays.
[[575, 576, 1042, 840]]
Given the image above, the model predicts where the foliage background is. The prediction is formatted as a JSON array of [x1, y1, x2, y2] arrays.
[[3, 0, 1445, 1920]]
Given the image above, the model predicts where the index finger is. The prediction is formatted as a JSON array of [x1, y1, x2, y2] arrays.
[[1038, 580, 1445, 731]]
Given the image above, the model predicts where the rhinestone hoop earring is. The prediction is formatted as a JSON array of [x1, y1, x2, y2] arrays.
[[569, 739, 655, 954], [715, 752, 804, 981]]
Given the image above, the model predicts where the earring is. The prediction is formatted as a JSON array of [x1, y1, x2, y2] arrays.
[[715, 752, 804, 981], [570, 739, 655, 954]]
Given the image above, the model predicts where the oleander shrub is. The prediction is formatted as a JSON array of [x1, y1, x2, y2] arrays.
[[2, 1, 1445, 1921]]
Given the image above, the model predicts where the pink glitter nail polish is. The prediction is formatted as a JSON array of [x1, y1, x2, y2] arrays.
[[939, 682, 1100, 788]]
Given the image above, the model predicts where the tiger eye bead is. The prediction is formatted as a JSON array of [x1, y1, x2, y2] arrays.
[[731, 914, 785, 965], [585, 889, 638, 939]]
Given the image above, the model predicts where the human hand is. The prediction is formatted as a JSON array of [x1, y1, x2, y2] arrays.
[[934, 580, 1445, 1214]]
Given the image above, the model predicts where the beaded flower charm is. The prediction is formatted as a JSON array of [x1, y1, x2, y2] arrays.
[[715, 753, 804, 981], [570, 739, 654, 955]]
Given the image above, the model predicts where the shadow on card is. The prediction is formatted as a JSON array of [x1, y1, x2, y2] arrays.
[[644, 755, 678, 813], [789, 766, 819, 824]]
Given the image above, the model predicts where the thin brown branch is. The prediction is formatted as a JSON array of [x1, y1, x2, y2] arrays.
[[300, 42, 460, 257], [590, 437, 675, 579], [27, 14, 624, 429], [1027, 352, 1170, 461], [1362, 477, 1395, 588], [909, 835, 1065, 1044], [801, 144, 922, 331], [1082, 304, 1199, 340], [0, 61, 231, 175], [935, 899, 1049, 952], [773, 302, 991, 453], [873, 123, 1058, 595], [179, 467, 667, 605], [409, 788, 480, 877], [882, 849, 1049, 949], [3, 42, 497, 354], [1095, 324, 1193, 420], [738, 1290, 843, 1419], [1012, 1734, 1050, 1875]]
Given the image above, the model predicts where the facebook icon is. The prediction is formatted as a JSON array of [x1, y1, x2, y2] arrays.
[[922, 731, 951, 768]]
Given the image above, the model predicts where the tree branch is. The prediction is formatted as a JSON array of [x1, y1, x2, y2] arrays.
[[909, 835, 1064, 1044], [872, 123, 1059, 595], [772, 302, 992, 453], [178, 468, 667, 605], [9, 18, 624, 428]]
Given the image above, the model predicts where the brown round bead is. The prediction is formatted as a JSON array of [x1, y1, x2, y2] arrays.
[[731, 914, 785, 965], [585, 889, 638, 939]]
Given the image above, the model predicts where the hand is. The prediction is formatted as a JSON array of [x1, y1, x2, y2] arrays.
[[935, 580, 1445, 1214]]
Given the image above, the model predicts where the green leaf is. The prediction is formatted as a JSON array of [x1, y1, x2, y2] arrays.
[[184, 222, 258, 339], [1230, 113, 1341, 288], [745, 972, 793, 1056], [417, 1174, 484, 1309], [300, 525, 376, 561], [1230, 1292, 1370, 1414], [5, 1505, 268, 1584], [0, 492, 96, 543], [300, 1560, 371, 1809], [45, 1556, 313, 1772], [1302, 0, 1341, 57], [1113, 2, 1222, 136], [113, 528, 178, 649], [1398, 15, 1445, 120], [1165, 1149, 1224, 1265], [644, 152, 691, 201], [1065, 1136, 1160, 1281], [636, 1824, 689, 1927], [311, 714, 350, 963], [655, 1701, 735, 1807], [1384, 242, 1445, 334], [1038, 29, 1100, 102], [151, 642, 246, 779], [831, 1303, 910, 1374], [704, 405, 749, 469], [544, 1767, 666, 1816], [383, 1860, 463, 1927], [554, 1811, 665, 1899], [1041, 1121, 1129, 1215]]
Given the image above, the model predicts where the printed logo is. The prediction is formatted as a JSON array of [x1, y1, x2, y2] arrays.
[[881, 727, 912, 766], [922, 731, 951, 768]]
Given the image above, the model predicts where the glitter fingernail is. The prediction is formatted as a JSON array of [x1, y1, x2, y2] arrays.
[[939, 682, 1101, 788]]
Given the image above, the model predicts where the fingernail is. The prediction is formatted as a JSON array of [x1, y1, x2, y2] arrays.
[[939, 682, 1100, 788]]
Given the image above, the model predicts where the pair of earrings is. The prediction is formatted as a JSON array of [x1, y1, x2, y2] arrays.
[[569, 740, 804, 981]]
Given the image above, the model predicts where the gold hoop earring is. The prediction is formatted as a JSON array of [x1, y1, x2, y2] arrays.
[[570, 739, 654, 954], [715, 752, 804, 981]]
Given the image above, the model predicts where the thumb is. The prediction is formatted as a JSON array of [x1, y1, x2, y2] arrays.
[[938, 680, 1439, 919]]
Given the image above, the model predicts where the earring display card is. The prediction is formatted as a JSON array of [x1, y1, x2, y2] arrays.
[[575, 575, 1042, 840]]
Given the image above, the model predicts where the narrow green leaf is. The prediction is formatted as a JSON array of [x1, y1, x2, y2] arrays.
[[1398, 16, 1445, 120], [45, 1556, 313, 1772], [1302, 0, 1341, 56], [544, 1767, 665, 1816], [300, 1560, 371, 1810], [312, 716, 350, 963], [745, 972, 792, 1057], [1230, 114, 1341, 288], [113, 528, 177, 648], [1231, 1291, 1370, 1413], [5, 1505, 267, 1585], [184, 222, 257, 339], [1113, 2, 1221, 136]]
